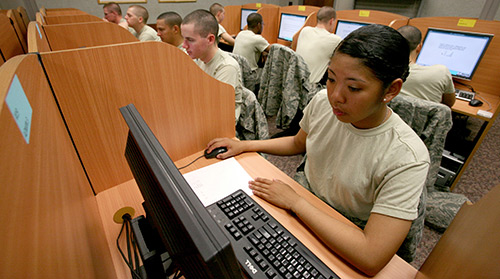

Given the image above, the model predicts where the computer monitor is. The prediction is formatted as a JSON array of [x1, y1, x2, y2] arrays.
[[120, 104, 244, 279], [334, 19, 370, 39], [278, 13, 307, 41], [240, 8, 257, 30], [416, 28, 493, 80]]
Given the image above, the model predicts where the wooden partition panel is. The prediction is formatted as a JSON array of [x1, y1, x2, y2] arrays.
[[44, 14, 103, 25], [43, 21, 138, 51], [17, 6, 30, 28], [40, 42, 236, 194], [45, 8, 88, 16], [36, 12, 45, 25], [276, 5, 320, 47], [0, 10, 27, 53], [408, 17, 500, 96], [0, 54, 116, 278], [0, 14, 24, 61], [27, 21, 51, 53], [335, 9, 409, 30], [223, 5, 242, 36]]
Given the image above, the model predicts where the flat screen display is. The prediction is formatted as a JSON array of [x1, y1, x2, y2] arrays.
[[416, 28, 493, 80], [278, 13, 307, 41], [240, 8, 257, 30], [334, 19, 370, 39]]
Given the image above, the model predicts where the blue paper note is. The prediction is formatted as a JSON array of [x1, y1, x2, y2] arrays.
[[6, 75, 32, 144], [36, 23, 42, 39]]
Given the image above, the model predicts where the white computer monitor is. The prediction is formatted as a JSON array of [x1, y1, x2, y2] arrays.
[[334, 19, 370, 39], [240, 8, 257, 30], [416, 28, 493, 80], [278, 13, 307, 41]]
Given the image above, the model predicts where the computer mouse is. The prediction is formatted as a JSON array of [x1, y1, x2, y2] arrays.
[[204, 147, 227, 159], [469, 99, 483, 107]]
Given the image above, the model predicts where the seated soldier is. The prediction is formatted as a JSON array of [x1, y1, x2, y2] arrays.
[[296, 6, 342, 85], [156, 11, 186, 52], [181, 9, 243, 122], [397, 25, 456, 108], [232, 13, 270, 80], [125, 5, 161, 42], [209, 3, 235, 46]]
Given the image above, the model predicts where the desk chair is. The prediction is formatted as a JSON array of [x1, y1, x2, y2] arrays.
[[258, 43, 321, 131], [228, 52, 258, 93], [388, 94, 469, 232], [416, 184, 500, 279], [236, 87, 269, 140]]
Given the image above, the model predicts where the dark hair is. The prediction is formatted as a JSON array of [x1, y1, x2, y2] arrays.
[[397, 25, 422, 52], [157, 11, 182, 27], [182, 9, 219, 40], [129, 5, 149, 23], [335, 24, 410, 88], [103, 2, 121, 15], [247, 13, 262, 29]]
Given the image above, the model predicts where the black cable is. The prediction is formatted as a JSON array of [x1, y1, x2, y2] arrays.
[[177, 154, 205, 170], [116, 214, 143, 279], [454, 79, 476, 93]]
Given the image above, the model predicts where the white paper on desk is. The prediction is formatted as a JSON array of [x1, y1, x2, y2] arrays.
[[182, 157, 254, 207]]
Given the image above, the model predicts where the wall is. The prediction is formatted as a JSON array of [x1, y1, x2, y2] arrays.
[[1, 0, 499, 23]]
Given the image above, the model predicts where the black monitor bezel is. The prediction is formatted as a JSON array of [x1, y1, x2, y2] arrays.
[[277, 12, 308, 42], [120, 104, 243, 279], [416, 27, 493, 80]]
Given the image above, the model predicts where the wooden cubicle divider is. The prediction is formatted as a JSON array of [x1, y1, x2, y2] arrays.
[[27, 21, 51, 53], [0, 9, 28, 53], [0, 54, 117, 279], [45, 8, 88, 16], [43, 14, 103, 25], [35, 12, 45, 25], [276, 5, 321, 47], [17, 6, 30, 29], [223, 5, 242, 36], [40, 41, 236, 194], [408, 17, 500, 190], [335, 9, 409, 30], [41, 21, 138, 51], [0, 14, 25, 64]]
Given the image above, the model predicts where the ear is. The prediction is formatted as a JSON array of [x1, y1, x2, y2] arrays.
[[382, 78, 403, 103], [207, 33, 216, 45], [173, 25, 180, 34], [416, 42, 423, 54]]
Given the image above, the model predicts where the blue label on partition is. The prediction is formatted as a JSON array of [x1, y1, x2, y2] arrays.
[[36, 23, 42, 39], [6, 75, 32, 144]]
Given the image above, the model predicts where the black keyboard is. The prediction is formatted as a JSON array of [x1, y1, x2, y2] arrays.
[[455, 89, 475, 101], [206, 189, 340, 279]]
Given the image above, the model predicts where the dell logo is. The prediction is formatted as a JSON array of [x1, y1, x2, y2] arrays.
[[245, 259, 258, 274]]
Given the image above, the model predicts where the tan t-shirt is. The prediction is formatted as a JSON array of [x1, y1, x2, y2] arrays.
[[233, 30, 270, 71], [300, 89, 429, 222], [196, 49, 243, 121], [400, 63, 455, 103], [296, 26, 342, 83]]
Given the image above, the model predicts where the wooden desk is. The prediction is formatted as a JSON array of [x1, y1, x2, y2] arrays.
[[96, 151, 418, 279]]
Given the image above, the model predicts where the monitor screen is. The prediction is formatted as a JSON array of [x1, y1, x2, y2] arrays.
[[278, 13, 307, 41], [416, 28, 493, 80], [120, 104, 244, 279], [240, 8, 257, 30], [334, 19, 370, 39]]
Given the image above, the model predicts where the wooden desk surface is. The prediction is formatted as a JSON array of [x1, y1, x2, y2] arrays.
[[96, 151, 417, 279], [451, 89, 500, 121]]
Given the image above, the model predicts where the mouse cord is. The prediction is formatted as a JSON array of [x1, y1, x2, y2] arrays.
[[474, 94, 492, 111], [177, 154, 205, 170]]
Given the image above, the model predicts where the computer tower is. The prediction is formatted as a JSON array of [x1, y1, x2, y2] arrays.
[[435, 150, 465, 191]]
